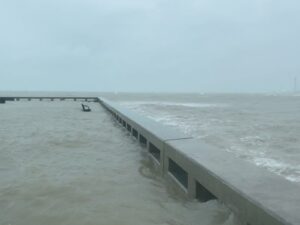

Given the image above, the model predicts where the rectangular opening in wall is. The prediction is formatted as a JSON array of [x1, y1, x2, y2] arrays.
[[119, 118, 122, 123], [168, 159, 188, 189], [122, 120, 126, 127], [132, 129, 138, 139], [195, 181, 216, 202], [149, 143, 160, 162], [139, 134, 147, 147], [127, 124, 132, 132]]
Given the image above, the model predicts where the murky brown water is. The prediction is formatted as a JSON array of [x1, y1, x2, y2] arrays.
[[0, 100, 238, 225]]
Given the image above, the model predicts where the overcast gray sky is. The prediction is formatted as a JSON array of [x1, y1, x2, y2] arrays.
[[0, 0, 299, 92]]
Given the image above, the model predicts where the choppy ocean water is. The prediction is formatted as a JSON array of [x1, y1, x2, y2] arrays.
[[108, 93, 300, 183], [0, 96, 238, 225]]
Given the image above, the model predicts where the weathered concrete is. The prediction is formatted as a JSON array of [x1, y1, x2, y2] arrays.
[[99, 98, 192, 169], [165, 139, 300, 225], [98, 97, 300, 225]]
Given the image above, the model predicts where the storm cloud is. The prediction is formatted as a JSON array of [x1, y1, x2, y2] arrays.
[[1, 0, 299, 92]]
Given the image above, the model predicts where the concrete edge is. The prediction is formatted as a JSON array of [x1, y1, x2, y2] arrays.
[[97, 97, 300, 225]]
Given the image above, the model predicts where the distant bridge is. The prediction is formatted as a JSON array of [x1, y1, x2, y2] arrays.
[[0, 96, 99, 103]]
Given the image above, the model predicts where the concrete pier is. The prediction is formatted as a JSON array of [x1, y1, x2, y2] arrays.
[[98, 97, 300, 225], [98, 99, 192, 171], [0, 96, 99, 102]]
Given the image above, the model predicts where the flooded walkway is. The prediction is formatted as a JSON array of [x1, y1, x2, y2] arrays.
[[0, 101, 237, 225]]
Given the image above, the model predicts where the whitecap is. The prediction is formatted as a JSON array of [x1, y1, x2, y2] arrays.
[[120, 101, 226, 108]]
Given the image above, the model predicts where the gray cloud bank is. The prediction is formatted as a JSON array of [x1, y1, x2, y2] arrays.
[[0, 0, 299, 92]]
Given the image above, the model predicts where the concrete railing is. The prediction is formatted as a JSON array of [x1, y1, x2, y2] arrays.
[[98, 98, 300, 225]]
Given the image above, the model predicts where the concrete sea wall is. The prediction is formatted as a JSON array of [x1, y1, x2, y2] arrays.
[[98, 97, 300, 225]]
